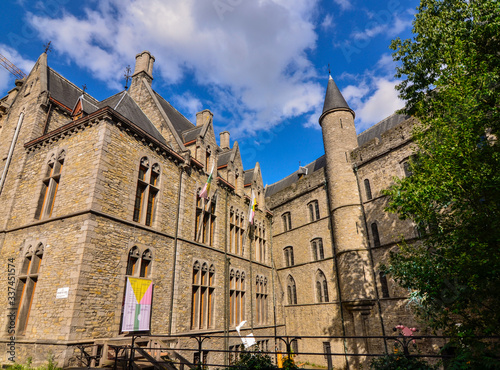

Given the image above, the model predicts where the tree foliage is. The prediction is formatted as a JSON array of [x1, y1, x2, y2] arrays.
[[384, 0, 500, 365]]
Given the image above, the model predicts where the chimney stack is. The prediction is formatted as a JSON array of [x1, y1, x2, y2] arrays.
[[220, 131, 230, 149], [132, 51, 155, 83], [196, 109, 213, 127]]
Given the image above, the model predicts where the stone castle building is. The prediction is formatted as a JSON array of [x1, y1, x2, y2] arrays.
[[0, 51, 421, 368]]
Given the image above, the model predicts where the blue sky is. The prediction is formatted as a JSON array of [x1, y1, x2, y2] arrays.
[[0, 0, 419, 185]]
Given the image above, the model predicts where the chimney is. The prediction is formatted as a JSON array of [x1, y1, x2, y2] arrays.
[[132, 51, 155, 83], [196, 109, 213, 127], [220, 131, 230, 149]]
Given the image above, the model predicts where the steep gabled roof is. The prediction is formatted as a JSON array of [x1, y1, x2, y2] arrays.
[[217, 148, 234, 167], [47, 67, 98, 110], [244, 168, 255, 186], [71, 94, 99, 116], [182, 126, 203, 143], [99, 91, 167, 145], [153, 91, 194, 138]]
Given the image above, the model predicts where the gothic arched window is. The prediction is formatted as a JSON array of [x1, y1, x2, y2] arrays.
[[316, 270, 329, 303], [287, 275, 297, 305]]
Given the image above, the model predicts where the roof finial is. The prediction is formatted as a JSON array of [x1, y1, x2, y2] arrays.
[[82, 84, 87, 95], [124, 65, 132, 90], [43, 41, 52, 54]]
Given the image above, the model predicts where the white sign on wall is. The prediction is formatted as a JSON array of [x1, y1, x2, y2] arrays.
[[56, 287, 69, 299]]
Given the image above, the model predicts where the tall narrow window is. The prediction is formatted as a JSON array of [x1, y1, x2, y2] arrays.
[[282, 212, 292, 231], [364, 179, 373, 200], [229, 269, 245, 326], [195, 193, 217, 246], [256, 275, 268, 325], [316, 270, 329, 303], [140, 249, 153, 278], [191, 262, 215, 329], [126, 247, 153, 277], [126, 246, 140, 276], [284, 246, 294, 267], [16, 243, 44, 334], [35, 151, 65, 219], [311, 238, 324, 261], [308, 200, 320, 221], [205, 149, 211, 172], [371, 222, 381, 248], [133, 157, 160, 226], [401, 157, 414, 177], [255, 224, 266, 263], [379, 272, 390, 298], [287, 275, 297, 305]]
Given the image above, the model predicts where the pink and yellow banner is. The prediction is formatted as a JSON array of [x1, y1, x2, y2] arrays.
[[121, 277, 153, 332]]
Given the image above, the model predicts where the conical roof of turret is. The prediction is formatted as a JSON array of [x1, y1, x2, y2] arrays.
[[320, 75, 353, 123], [322, 75, 350, 112]]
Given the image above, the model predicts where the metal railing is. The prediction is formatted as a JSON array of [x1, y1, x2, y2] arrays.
[[74, 332, 499, 370]]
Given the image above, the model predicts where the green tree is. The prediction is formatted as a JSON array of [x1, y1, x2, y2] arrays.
[[383, 0, 500, 367]]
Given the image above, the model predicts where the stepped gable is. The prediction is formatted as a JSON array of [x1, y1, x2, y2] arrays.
[[47, 67, 98, 110], [357, 113, 408, 146], [99, 91, 167, 145], [154, 91, 194, 138], [265, 155, 326, 197]]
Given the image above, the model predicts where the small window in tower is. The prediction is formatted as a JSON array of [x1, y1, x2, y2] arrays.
[[364, 179, 373, 200], [371, 222, 381, 248], [282, 212, 292, 232]]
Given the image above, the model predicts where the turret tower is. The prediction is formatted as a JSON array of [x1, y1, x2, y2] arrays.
[[319, 75, 377, 351]]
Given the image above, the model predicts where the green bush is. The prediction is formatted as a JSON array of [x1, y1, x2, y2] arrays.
[[370, 355, 437, 370]]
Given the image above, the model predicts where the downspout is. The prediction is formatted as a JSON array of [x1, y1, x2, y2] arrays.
[[269, 216, 279, 363], [0, 112, 24, 195], [323, 179, 349, 369], [168, 165, 184, 334], [223, 187, 230, 367], [353, 164, 388, 353]]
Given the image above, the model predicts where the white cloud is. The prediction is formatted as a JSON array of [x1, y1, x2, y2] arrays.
[[333, 0, 352, 11], [339, 55, 404, 133], [355, 78, 403, 131], [321, 14, 334, 30], [28, 0, 324, 139], [172, 93, 203, 122], [351, 9, 413, 41]]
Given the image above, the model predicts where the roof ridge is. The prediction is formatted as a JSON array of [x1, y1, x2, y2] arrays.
[[153, 90, 195, 128], [114, 91, 127, 110], [48, 67, 99, 104]]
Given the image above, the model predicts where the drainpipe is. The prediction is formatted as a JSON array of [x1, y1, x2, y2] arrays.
[[223, 187, 230, 366], [168, 165, 184, 334], [0, 112, 24, 195]]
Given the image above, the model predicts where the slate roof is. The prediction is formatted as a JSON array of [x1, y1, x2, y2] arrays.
[[76, 95, 99, 115], [182, 126, 203, 143], [244, 169, 255, 185], [265, 155, 326, 197], [99, 91, 167, 145], [321, 75, 351, 117], [218, 149, 234, 167], [154, 91, 194, 139], [357, 113, 409, 146], [47, 68, 98, 110]]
